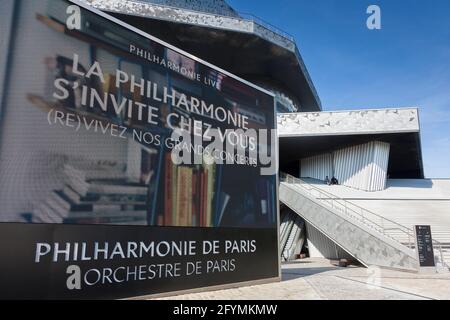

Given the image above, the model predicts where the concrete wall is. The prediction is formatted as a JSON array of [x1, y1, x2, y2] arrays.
[[278, 108, 420, 137]]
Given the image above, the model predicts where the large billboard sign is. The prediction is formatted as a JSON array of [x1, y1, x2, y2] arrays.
[[0, 0, 279, 299]]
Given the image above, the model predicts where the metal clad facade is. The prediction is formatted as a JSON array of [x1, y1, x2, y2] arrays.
[[300, 141, 390, 192], [278, 108, 420, 137], [0, 0, 16, 117]]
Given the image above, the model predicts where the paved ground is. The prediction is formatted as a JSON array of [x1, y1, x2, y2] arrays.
[[156, 258, 450, 300]]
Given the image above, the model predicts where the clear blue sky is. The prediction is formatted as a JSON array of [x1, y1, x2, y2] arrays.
[[228, 0, 450, 178]]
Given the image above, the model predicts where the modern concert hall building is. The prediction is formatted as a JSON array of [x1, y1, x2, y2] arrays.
[[1, 0, 448, 281]]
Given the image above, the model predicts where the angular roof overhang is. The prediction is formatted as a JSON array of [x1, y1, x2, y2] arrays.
[[278, 108, 424, 179], [85, 0, 322, 111]]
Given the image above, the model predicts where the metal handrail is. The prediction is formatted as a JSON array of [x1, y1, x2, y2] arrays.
[[106, 0, 296, 42], [280, 172, 449, 268], [283, 175, 411, 244]]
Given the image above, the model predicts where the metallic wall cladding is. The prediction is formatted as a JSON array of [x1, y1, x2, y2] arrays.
[[300, 141, 390, 192], [278, 108, 420, 137], [84, 0, 322, 112], [334, 141, 390, 192], [279, 182, 419, 271], [300, 153, 333, 181]]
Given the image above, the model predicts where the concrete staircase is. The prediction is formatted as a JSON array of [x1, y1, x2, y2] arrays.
[[280, 207, 305, 261], [280, 173, 449, 271], [280, 173, 421, 271]]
